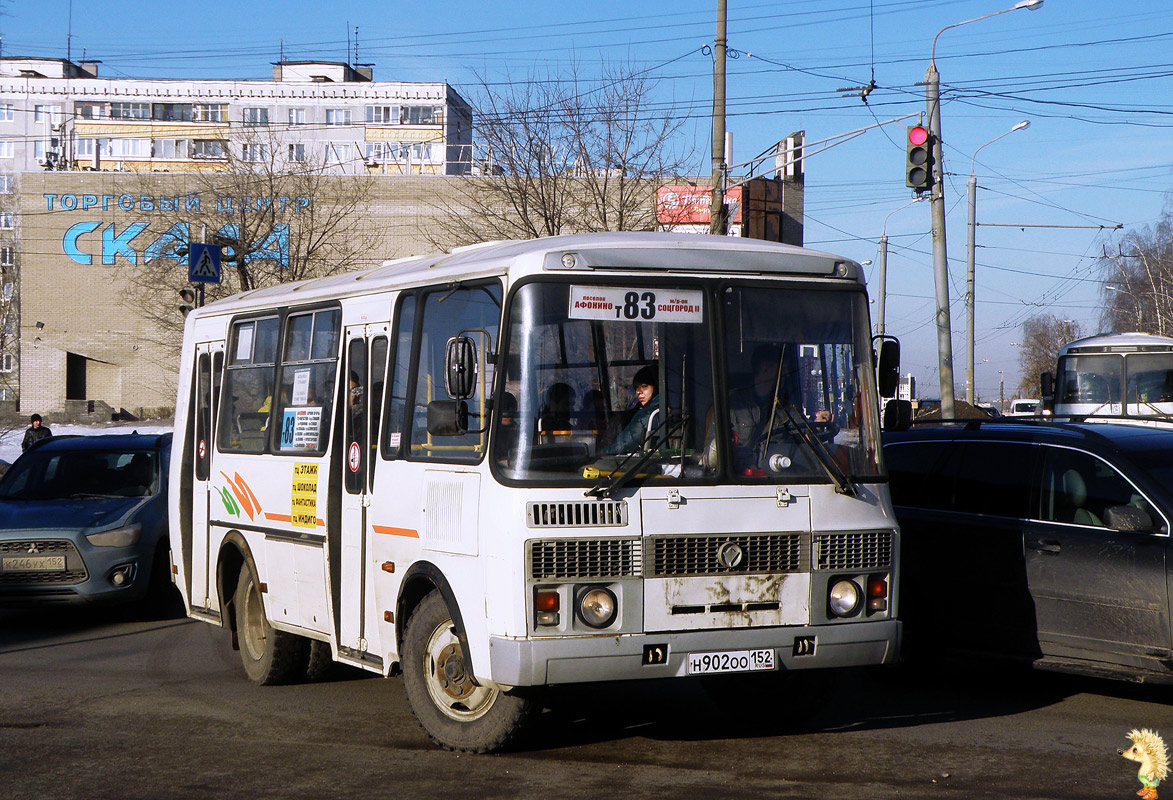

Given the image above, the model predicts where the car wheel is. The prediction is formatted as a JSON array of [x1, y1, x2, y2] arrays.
[[233, 566, 308, 686], [401, 591, 535, 752]]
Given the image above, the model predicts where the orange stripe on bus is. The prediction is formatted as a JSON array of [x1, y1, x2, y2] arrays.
[[372, 525, 419, 538], [265, 513, 292, 522]]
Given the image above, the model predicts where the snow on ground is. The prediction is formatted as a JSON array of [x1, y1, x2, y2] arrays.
[[0, 420, 174, 465]]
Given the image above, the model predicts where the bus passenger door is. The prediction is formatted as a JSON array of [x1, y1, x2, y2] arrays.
[[337, 325, 389, 659], [190, 343, 223, 612]]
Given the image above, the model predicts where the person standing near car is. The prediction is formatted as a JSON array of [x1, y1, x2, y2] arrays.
[[21, 414, 52, 452]]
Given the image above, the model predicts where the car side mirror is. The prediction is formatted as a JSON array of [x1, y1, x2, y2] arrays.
[[873, 336, 900, 399], [427, 400, 469, 436], [1104, 504, 1155, 533], [882, 399, 912, 432], [445, 336, 477, 400]]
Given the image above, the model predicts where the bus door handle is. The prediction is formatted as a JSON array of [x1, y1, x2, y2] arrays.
[[1028, 537, 1061, 554]]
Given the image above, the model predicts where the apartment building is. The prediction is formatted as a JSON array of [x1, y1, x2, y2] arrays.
[[0, 57, 474, 415]]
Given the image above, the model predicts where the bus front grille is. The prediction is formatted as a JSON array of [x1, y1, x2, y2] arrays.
[[526, 500, 628, 528], [813, 531, 893, 571], [529, 538, 642, 580], [649, 533, 807, 577]]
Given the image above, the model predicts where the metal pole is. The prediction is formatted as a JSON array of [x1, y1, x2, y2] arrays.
[[877, 232, 888, 337], [925, 62, 956, 417], [709, 0, 728, 235], [965, 171, 977, 405]]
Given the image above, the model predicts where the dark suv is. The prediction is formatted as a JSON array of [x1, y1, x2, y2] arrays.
[[884, 420, 1173, 683], [0, 432, 173, 608]]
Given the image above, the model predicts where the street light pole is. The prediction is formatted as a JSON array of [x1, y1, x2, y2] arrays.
[[966, 120, 1030, 405], [876, 197, 925, 337], [709, 0, 728, 236], [926, 0, 1043, 416]]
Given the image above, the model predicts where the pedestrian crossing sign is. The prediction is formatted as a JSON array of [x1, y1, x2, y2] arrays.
[[188, 243, 222, 284]]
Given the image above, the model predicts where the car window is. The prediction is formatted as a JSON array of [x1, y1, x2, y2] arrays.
[[0, 447, 159, 499], [1040, 446, 1155, 528], [951, 441, 1035, 519], [884, 440, 953, 508]]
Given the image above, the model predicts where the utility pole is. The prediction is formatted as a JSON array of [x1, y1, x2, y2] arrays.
[[924, 60, 956, 418], [709, 0, 728, 236]]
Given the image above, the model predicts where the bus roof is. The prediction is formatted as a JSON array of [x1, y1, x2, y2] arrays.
[[187, 232, 863, 319], [1061, 331, 1173, 355]]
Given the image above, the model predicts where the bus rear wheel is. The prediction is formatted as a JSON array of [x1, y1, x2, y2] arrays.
[[233, 567, 308, 686], [402, 591, 535, 753]]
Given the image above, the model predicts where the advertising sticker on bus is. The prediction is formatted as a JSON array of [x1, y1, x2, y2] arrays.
[[569, 285, 703, 323], [280, 407, 323, 451], [291, 462, 318, 528]]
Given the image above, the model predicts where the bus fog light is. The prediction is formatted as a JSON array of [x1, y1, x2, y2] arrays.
[[536, 611, 560, 626], [868, 598, 888, 613], [577, 587, 617, 629], [828, 580, 861, 617]]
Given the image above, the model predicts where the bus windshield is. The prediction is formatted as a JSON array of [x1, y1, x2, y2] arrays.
[[1057, 354, 1124, 406], [492, 280, 881, 485]]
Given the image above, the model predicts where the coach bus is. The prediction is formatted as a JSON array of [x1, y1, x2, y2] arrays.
[[169, 232, 903, 752], [1044, 332, 1173, 419]]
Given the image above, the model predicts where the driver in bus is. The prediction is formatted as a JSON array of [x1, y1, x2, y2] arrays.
[[603, 365, 660, 454]]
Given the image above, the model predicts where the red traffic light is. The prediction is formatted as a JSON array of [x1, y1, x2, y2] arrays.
[[907, 125, 929, 147]]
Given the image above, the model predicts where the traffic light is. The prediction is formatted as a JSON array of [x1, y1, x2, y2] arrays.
[[178, 287, 196, 317], [905, 124, 934, 194]]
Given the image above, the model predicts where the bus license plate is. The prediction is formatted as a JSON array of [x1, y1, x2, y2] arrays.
[[687, 648, 775, 675], [2, 555, 66, 572]]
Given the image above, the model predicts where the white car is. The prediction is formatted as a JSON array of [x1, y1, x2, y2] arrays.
[[1007, 398, 1040, 416]]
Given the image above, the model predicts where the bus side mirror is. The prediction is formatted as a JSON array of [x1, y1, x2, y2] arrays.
[[1040, 371, 1053, 398], [874, 336, 900, 398], [883, 399, 912, 432], [445, 336, 478, 400], [427, 400, 469, 436]]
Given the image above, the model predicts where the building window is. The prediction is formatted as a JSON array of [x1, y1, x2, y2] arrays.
[[242, 107, 269, 127], [34, 105, 62, 124], [1, 246, 13, 266], [242, 143, 269, 163], [108, 138, 151, 158], [0, 353, 13, 373], [365, 142, 387, 162], [75, 103, 105, 120], [288, 108, 306, 125], [325, 143, 350, 166], [154, 138, 188, 159], [110, 102, 150, 120], [153, 103, 193, 122], [325, 108, 352, 126], [193, 104, 228, 123], [0, 142, 13, 159], [2, 282, 11, 301], [0, 105, 12, 122], [288, 143, 306, 162], [366, 105, 398, 124], [401, 106, 441, 125], [0, 175, 11, 194], [192, 140, 227, 159], [0, 213, 13, 230]]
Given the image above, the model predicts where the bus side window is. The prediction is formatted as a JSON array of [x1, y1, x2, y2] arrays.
[[383, 293, 416, 460], [220, 316, 280, 453]]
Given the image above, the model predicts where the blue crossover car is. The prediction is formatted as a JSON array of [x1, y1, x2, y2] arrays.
[[0, 432, 172, 607]]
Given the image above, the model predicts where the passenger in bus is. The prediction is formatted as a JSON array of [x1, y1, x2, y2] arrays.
[[540, 382, 576, 432], [580, 389, 607, 432], [495, 392, 520, 465], [603, 366, 660, 454]]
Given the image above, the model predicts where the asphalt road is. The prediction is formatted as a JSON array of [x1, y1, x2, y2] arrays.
[[2, 603, 1171, 800]]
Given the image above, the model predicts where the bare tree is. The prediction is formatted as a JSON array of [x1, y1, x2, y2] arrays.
[[125, 128, 382, 351], [1016, 315, 1084, 398], [428, 61, 696, 247], [1097, 207, 1173, 335]]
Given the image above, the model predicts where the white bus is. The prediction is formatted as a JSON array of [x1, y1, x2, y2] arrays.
[[1046, 332, 1173, 419], [169, 232, 902, 752]]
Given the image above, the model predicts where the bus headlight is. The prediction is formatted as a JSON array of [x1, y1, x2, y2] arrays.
[[577, 586, 617, 629], [828, 580, 861, 617]]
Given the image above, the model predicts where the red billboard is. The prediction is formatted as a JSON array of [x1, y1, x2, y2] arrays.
[[656, 185, 743, 225]]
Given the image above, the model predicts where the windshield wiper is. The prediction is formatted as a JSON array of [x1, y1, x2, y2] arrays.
[[585, 415, 686, 499], [781, 404, 857, 496]]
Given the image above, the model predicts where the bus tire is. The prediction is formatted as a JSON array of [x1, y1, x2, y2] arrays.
[[402, 591, 535, 753], [234, 567, 308, 686], [305, 639, 333, 682]]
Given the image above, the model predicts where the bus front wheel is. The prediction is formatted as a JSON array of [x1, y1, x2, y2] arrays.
[[233, 567, 309, 686], [402, 591, 535, 753]]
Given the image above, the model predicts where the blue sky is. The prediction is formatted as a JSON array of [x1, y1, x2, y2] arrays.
[[3, 0, 1170, 401]]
